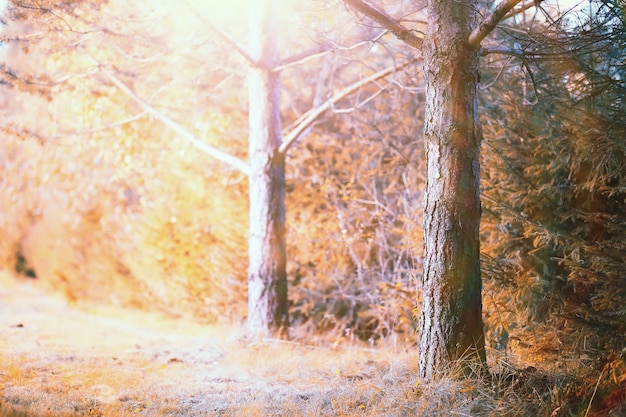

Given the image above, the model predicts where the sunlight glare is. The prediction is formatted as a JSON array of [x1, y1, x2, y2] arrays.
[[184, 0, 248, 23]]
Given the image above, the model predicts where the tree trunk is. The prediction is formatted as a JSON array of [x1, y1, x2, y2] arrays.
[[419, 0, 486, 378], [247, 0, 288, 338]]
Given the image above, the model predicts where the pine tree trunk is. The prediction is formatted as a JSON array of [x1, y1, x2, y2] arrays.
[[418, 0, 486, 378], [247, 0, 288, 338]]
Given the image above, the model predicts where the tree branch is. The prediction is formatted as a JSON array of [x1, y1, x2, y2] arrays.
[[503, 0, 541, 20], [279, 60, 412, 155], [182, 0, 261, 69], [54, 111, 149, 137], [344, 0, 423, 50], [84, 54, 251, 176], [205, 20, 263, 69], [468, 0, 524, 49], [480, 46, 525, 58], [274, 44, 332, 72]]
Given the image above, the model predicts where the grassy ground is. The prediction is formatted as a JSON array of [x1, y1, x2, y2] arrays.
[[0, 271, 587, 416]]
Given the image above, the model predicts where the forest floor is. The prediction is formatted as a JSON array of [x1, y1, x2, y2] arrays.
[[0, 271, 584, 416]]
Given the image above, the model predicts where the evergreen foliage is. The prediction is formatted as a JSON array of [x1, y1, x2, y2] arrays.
[[480, 1, 626, 411]]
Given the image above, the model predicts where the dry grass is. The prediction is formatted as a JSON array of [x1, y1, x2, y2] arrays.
[[0, 271, 582, 416]]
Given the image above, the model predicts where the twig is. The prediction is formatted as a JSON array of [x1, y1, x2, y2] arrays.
[[53, 111, 149, 138], [583, 365, 606, 417], [181, 0, 260, 68]]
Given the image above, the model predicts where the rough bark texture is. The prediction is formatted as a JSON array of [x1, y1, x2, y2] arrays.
[[419, 0, 486, 378], [247, 0, 288, 338]]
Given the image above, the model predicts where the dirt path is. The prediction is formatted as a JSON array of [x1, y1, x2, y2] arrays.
[[0, 272, 401, 416]]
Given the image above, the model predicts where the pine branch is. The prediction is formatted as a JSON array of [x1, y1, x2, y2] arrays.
[[503, 0, 541, 20], [480, 46, 525, 58], [344, 0, 423, 50], [468, 0, 526, 49]]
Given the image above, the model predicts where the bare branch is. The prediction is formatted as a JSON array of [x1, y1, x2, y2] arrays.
[[344, 0, 423, 50], [279, 60, 413, 155], [53, 111, 149, 137], [274, 30, 388, 73], [503, 0, 541, 20], [480, 46, 525, 58], [479, 55, 514, 89], [204, 21, 262, 69], [182, 0, 260, 69], [274, 44, 332, 72], [469, 0, 526, 49], [84, 53, 251, 176]]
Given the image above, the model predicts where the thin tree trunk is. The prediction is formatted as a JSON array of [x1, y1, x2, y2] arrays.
[[247, 0, 288, 338], [419, 0, 486, 378]]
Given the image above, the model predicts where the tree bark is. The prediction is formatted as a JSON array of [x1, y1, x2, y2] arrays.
[[419, 0, 486, 378], [247, 0, 288, 338]]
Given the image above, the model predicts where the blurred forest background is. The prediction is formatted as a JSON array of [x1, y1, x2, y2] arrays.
[[0, 0, 625, 413]]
